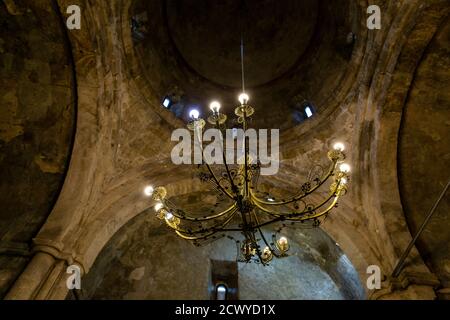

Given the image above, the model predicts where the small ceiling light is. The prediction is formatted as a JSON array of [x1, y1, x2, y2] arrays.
[[144, 185, 154, 196], [209, 101, 221, 113], [238, 93, 249, 105], [267, 197, 276, 202], [189, 109, 200, 120], [333, 142, 345, 152], [339, 163, 351, 173]]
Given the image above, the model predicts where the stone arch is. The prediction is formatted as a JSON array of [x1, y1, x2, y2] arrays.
[[4, 0, 447, 300]]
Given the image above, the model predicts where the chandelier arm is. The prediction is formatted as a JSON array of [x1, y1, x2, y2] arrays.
[[172, 209, 238, 240], [162, 201, 238, 222], [174, 230, 218, 241], [252, 185, 342, 220], [251, 203, 287, 218], [167, 213, 237, 238], [185, 208, 238, 233], [295, 194, 340, 221], [250, 160, 338, 206]]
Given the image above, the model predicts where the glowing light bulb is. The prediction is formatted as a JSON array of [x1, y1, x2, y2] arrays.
[[154, 202, 163, 211], [333, 142, 345, 152], [238, 93, 249, 105], [340, 163, 351, 173], [277, 236, 289, 252], [189, 109, 200, 120], [209, 101, 221, 113], [165, 212, 174, 221], [261, 246, 272, 261], [144, 185, 154, 196]]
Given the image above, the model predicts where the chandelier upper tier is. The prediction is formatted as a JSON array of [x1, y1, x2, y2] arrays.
[[146, 91, 350, 265]]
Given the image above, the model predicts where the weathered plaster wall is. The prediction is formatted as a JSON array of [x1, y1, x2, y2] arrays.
[[2, 0, 449, 300], [399, 16, 450, 287], [82, 209, 364, 300], [0, 1, 75, 298]]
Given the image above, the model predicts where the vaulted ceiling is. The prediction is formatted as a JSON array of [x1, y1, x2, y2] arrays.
[[0, 1, 76, 297], [0, 0, 449, 300], [131, 0, 357, 129]]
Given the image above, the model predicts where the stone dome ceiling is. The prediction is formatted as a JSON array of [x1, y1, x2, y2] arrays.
[[131, 0, 358, 130], [1, 0, 449, 302], [166, 0, 318, 88]]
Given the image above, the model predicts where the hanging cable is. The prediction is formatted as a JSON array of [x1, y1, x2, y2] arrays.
[[241, 36, 245, 93], [239, 0, 246, 93]]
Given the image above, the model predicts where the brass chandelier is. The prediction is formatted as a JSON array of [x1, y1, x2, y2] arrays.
[[147, 38, 351, 266], [148, 97, 350, 265]]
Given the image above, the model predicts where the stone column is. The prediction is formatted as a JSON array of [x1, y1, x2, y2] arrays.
[[5, 244, 83, 300]]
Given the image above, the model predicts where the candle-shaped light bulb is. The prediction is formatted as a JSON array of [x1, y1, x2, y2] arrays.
[[333, 142, 345, 152], [165, 212, 174, 221], [238, 93, 249, 105], [154, 202, 163, 211], [339, 163, 351, 173], [277, 236, 289, 252], [189, 109, 200, 120], [209, 101, 221, 113], [144, 185, 154, 196]]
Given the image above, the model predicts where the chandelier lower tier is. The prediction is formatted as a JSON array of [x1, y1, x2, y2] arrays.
[[149, 94, 350, 265]]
